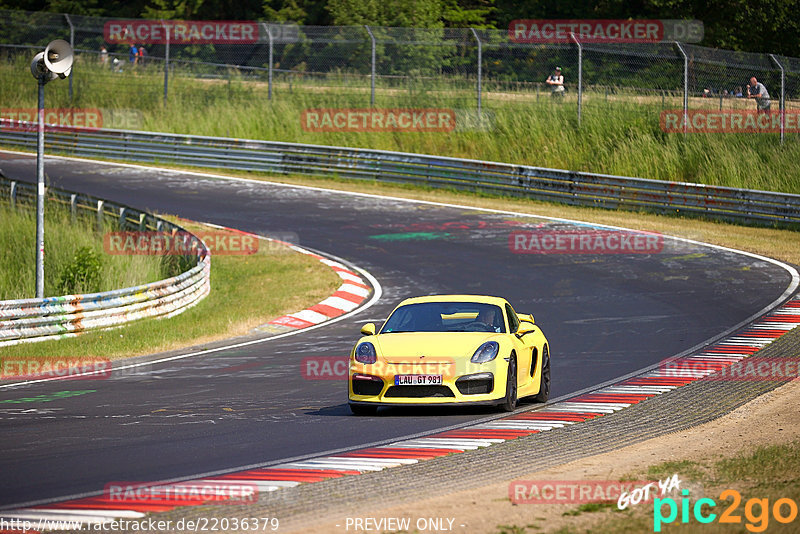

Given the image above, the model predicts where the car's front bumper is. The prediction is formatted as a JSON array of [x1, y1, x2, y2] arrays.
[[348, 360, 508, 405]]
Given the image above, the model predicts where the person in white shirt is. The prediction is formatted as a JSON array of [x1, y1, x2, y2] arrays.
[[546, 67, 565, 98], [747, 77, 771, 113]]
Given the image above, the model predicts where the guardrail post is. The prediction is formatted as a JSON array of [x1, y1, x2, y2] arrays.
[[96, 200, 104, 232], [769, 54, 785, 145], [365, 25, 376, 107], [10, 181, 16, 209], [70, 193, 77, 223], [470, 28, 482, 115], [162, 20, 170, 105], [675, 42, 689, 136], [118, 207, 126, 228], [264, 23, 274, 100], [139, 212, 147, 230], [570, 33, 583, 127], [156, 219, 163, 232], [64, 14, 74, 101]]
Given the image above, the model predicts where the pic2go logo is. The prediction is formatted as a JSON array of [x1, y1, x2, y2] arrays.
[[654, 489, 798, 532]]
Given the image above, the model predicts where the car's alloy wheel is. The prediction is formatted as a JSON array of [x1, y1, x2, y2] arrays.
[[533, 345, 550, 403], [502, 355, 518, 412]]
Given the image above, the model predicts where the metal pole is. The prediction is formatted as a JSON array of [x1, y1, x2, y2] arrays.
[[675, 42, 689, 135], [571, 33, 582, 127], [163, 20, 170, 104], [365, 25, 376, 107], [64, 14, 74, 100], [470, 28, 482, 115], [35, 77, 46, 298], [769, 54, 785, 145], [266, 24, 273, 100]]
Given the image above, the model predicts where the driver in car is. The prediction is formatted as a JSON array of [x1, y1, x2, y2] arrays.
[[477, 307, 503, 332]]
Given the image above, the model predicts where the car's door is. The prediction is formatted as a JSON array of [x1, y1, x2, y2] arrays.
[[505, 303, 537, 388]]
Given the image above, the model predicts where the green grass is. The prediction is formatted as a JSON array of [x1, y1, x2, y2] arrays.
[[1, 53, 799, 194], [716, 442, 800, 491], [0, 202, 170, 299], [0, 217, 341, 361]]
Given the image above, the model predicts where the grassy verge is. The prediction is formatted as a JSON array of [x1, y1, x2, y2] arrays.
[[0, 217, 341, 362], [1, 56, 799, 193], [547, 440, 800, 533], [0, 202, 172, 299]]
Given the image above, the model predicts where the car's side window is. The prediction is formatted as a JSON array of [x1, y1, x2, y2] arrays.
[[505, 304, 520, 333]]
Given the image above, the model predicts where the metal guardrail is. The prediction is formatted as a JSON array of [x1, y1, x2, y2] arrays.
[[0, 174, 211, 347], [1, 121, 799, 227]]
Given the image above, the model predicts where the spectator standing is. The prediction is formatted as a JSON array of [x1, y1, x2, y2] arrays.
[[137, 45, 147, 67], [747, 77, 770, 112], [100, 45, 108, 66], [129, 43, 138, 64], [545, 67, 564, 98]]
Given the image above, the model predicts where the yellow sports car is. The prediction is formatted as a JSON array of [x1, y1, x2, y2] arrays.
[[348, 295, 550, 415]]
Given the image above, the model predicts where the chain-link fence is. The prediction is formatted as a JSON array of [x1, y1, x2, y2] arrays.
[[1, 8, 799, 141]]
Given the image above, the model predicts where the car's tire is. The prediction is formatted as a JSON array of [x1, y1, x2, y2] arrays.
[[533, 345, 550, 403], [501, 355, 518, 412], [349, 403, 378, 416]]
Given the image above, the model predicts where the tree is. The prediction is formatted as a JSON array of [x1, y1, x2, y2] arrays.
[[442, 0, 496, 28], [326, 0, 442, 28]]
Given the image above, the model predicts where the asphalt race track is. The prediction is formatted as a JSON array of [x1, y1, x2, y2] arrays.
[[0, 151, 794, 509]]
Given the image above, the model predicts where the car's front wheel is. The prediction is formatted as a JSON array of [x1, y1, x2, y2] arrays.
[[501, 355, 518, 412], [349, 403, 378, 416]]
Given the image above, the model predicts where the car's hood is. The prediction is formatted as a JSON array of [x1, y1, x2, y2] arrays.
[[372, 332, 499, 362]]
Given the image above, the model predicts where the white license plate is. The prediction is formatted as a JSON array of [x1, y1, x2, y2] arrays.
[[394, 374, 442, 386]]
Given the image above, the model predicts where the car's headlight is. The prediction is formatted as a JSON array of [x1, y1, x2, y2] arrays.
[[471, 341, 500, 363], [355, 342, 377, 364]]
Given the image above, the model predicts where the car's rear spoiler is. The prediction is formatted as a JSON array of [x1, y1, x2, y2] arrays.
[[518, 313, 535, 324]]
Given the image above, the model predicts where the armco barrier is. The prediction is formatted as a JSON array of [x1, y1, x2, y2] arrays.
[[0, 175, 210, 347], [1, 121, 799, 227]]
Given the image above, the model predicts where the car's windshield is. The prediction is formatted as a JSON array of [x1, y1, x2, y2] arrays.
[[381, 302, 506, 333]]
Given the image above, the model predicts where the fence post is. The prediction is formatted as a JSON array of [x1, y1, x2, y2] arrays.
[[570, 33, 583, 127], [769, 54, 785, 145], [264, 23, 273, 100], [675, 42, 689, 135], [64, 14, 74, 100], [162, 20, 170, 104], [70, 193, 77, 223], [470, 28, 482, 115], [365, 25, 376, 107]]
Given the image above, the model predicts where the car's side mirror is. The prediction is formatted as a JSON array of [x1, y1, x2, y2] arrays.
[[360, 323, 376, 336], [516, 322, 536, 338]]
